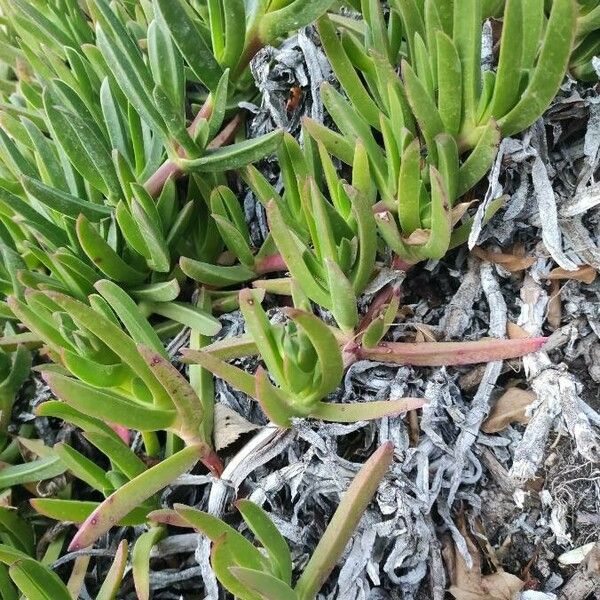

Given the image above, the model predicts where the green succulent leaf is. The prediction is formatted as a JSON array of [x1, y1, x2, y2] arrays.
[[498, 0, 577, 135], [312, 397, 425, 422], [260, 0, 337, 45], [154, 0, 223, 91], [95, 280, 166, 356], [141, 301, 221, 336], [285, 308, 343, 404], [42, 88, 121, 198], [0, 564, 17, 600], [255, 368, 296, 427], [0, 508, 34, 557], [317, 17, 382, 129], [68, 444, 205, 551], [180, 130, 284, 173], [42, 371, 177, 432], [236, 500, 292, 584], [96, 540, 128, 600], [30, 499, 150, 526], [229, 567, 298, 600], [22, 176, 112, 221], [457, 120, 501, 196], [0, 455, 66, 490], [181, 348, 256, 398], [211, 535, 263, 600], [76, 215, 146, 285], [7, 558, 71, 600], [180, 257, 256, 287], [52, 442, 113, 493], [128, 280, 181, 303], [295, 443, 394, 600], [35, 401, 123, 441], [171, 504, 265, 570], [83, 431, 146, 480], [132, 527, 166, 600]]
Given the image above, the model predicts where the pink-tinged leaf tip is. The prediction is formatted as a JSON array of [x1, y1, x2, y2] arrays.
[[109, 424, 130, 444]]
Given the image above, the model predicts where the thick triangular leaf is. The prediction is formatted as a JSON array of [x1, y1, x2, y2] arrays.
[[96, 540, 128, 600], [236, 500, 292, 584], [229, 567, 298, 600], [295, 443, 393, 600], [8, 558, 71, 600], [68, 444, 205, 550]]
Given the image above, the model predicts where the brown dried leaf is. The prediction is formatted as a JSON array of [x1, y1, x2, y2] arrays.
[[472, 248, 535, 272], [452, 201, 477, 226], [547, 280, 561, 330], [443, 514, 524, 600], [547, 265, 597, 284], [213, 403, 259, 451], [403, 229, 430, 245], [506, 322, 529, 339], [413, 323, 438, 342], [482, 388, 535, 433]]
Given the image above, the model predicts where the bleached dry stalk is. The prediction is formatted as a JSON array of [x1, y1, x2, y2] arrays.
[[510, 270, 600, 483]]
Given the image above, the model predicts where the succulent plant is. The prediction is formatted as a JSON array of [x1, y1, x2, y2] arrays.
[[307, 0, 577, 262], [0, 0, 583, 596], [149, 442, 395, 600], [571, 0, 600, 80], [5, 282, 223, 549], [0, 331, 30, 440], [183, 289, 424, 427], [184, 288, 546, 428], [0, 535, 128, 600]]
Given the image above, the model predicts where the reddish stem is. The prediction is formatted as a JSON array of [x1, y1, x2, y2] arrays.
[[144, 34, 264, 199], [144, 101, 214, 197], [357, 284, 399, 334], [208, 113, 244, 149], [200, 447, 224, 478], [351, 336, 547, 367], [109, 424, 130, 445]]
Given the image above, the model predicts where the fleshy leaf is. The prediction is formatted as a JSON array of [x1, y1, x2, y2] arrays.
[[30, 499, 149, 526], [8, 558, 71, 600], [95, 540, 128, 600], [295, 443, 394, 600], [42, 372, 177, 432], [236, 500, 292, 584], [68, 444, 206, 551], [356, 337, 547, 365], [312, 397, 425, 422], [132, 527, 165, 600], [229, 567, 298, 600], [180, 130, 283, 172]]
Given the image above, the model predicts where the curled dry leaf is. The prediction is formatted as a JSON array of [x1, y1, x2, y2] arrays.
[[452, 201, 477, 226], [507, 322, 530, 339], [404, 229, 431, 246], [472, 248, 536, 272], [558, 542, 596, 566], [413, 324, 438, 343], [547, 280, 562, 330], [546, 265, 597, 284], [482, 388, 536, 433], [213, 404, 259, 452], [443, 514, 524, 600]]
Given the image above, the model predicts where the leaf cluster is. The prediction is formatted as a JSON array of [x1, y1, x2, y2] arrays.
[[0, 0, 581, 596], [150, 442, 395, 600]]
